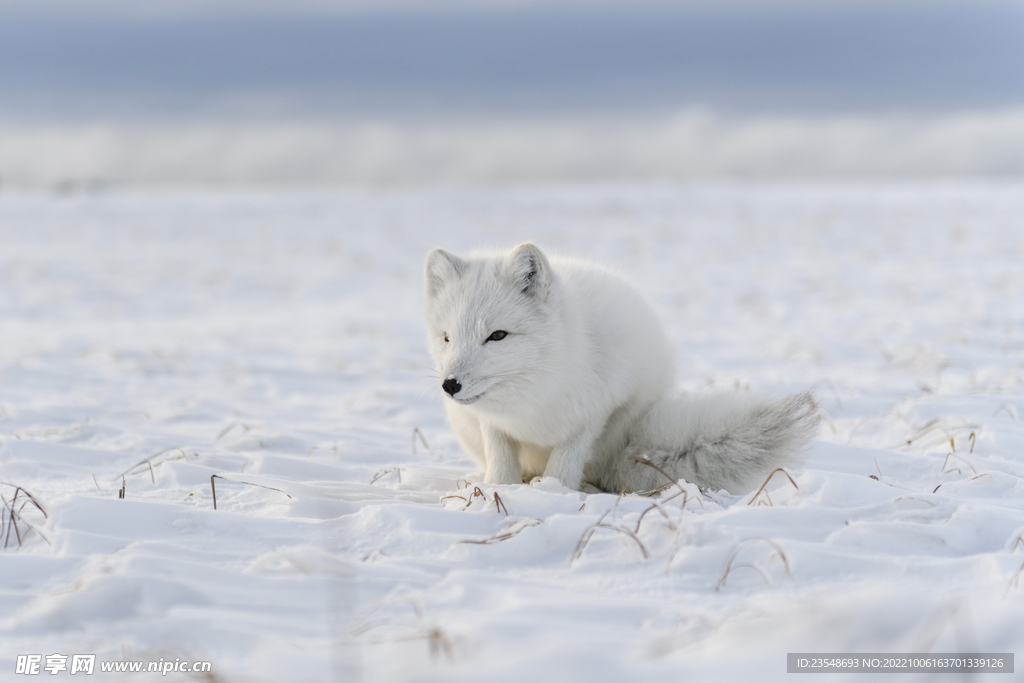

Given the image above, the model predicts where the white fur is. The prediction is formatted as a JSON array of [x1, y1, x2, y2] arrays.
[[424, 243, 817, 494]]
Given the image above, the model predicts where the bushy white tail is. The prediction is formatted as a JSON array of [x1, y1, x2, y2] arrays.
[[591, 392, 819, 495]]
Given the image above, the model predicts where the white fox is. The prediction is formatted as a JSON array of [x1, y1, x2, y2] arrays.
[[424, 243, 817, 494]]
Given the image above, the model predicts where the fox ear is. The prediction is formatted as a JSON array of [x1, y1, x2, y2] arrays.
[[425, 249, 466, 297], [506, 243, 551, 299]]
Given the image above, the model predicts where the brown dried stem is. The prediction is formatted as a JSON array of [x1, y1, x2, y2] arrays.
[[716, 539, 791, 590], [747, 468, 799, 507], [210, 474, 292, 510]]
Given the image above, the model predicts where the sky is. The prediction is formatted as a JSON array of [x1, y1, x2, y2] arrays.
[[1, 0, 1022, 187], [2, 0, 1022, 120]]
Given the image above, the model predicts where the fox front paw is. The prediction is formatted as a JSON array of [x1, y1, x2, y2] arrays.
[[484, 466, 523, 486]]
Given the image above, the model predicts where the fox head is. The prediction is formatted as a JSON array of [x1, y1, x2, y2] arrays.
[[424, 243, 555, 409]]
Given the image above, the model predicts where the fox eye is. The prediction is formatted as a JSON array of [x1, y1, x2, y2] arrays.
[[486, 330, 508, 342], [443, 333, 449, 343]]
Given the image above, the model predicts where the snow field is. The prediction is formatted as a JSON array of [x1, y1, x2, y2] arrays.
[[1, 183, 1023, 681]]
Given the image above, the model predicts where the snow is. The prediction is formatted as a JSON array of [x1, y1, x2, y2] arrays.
[[5, 109, 1024, 190], [1, 182, 1023, 681]]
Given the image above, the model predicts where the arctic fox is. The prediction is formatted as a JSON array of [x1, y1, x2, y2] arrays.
[[424, 243, 817, 494]]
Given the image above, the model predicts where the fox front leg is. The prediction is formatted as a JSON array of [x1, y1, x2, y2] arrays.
[[482, 424, 523, 485], [543, 426, 601, 491]]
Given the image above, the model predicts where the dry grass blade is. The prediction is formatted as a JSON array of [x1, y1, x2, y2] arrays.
[[569, 524, 650, 567], [634, 481, 675, 497], [463, 486, 487, 509], [411, 427, 430, 454], [634, 498, 679, 534], [716, 539, 791, 590], [0, 483, 47, 519], [636, 486, 704, 535], [216, 422, 240, 440], [458, 518, 543, 545], [656, 486, 704, 509], [568, 509, 611, 565], [894, 421, 982, 450], [352, 598, 456, 661], [747, 468, 799, 507], [114, 447, 191, 481], [1, 483, 50, 549], [910, 418, 941, 438], [366, 627, 455, 661], [210, 474, 292, 511], [118, 477, 126, 499], [820, 411, 838, 435], [630, 456, 688, 501], [1, 493, 23, 548], [1012, 535, 1024, 553], [890, 419, 943, 447], [994, 404, 1017, 420], [609, 492, 624, 523], [444, 486, 507, 513], [370, 467, 402, 485], [440, 495, 468, 505], [630, 455, 698, 524], [426, 627, 454, 661], [968, 431, 976, 454], [941, 453, 978, 475], [569, 507, 650, 567], [721, 563, 770, 587]]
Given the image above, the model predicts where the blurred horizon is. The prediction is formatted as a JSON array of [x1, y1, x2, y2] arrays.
[[2, 0, 1023, 189]]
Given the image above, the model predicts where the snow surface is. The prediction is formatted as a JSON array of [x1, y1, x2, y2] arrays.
[[1, 183, 1023, 681], [6, 108, 1024, 190]]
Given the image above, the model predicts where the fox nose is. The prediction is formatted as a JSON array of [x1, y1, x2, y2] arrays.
[[442, 378, 462, 396]]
